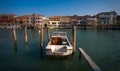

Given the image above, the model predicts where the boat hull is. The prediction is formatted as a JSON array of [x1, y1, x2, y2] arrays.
[[45, 32, 73, 57], [46, 49, 73, 57]]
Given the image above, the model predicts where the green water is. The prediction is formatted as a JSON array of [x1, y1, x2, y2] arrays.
[[0, 29, 120, 71]]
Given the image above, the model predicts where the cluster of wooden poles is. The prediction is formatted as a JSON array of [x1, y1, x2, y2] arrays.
[[12, 25, 28, 50]]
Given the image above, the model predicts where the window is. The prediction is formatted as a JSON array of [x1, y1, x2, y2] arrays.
[[107, 21, 109, 24], [52, 22, 56, 24], [104, 21, 106, 24], [99, 21, 101, 24]]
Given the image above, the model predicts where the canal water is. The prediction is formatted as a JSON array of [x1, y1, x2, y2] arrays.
[[0, 29, 120, 71]]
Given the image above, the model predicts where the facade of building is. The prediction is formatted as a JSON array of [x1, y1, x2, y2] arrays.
[[15, 14, 47, 28], [0, 11, 120, 29], [27, 14, 46, 27], [42, 19, 49, 27], [59, 16, 70, 24], [59, 16, 71, 27], [49, 15, 97, 28], [97, 11, 117, 24], [85, 15, 97, 25], [15, 15, 28, 28], [49, 15, 80, 27], [0, 14, 17, 28], [117, 15, 120, 24], [70, 15, 80, 25], [76, 16, 86, 25], [49, 21, 60, 27], [49, 16, 60, 27]]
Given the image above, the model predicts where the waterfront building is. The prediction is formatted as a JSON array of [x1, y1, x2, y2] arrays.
[[117, 15, 120, 24], [42, 19, 49, 27], [59, 16, 71, 27], [85, 15, 97, 28], [97, 11, 117, 24], [0, 14, 17, 28], [70, 15, 96, 25], [75, 15, 97, 28], [49, 16, 60, 27], [15, 14, 47, 28], [49, 15, 80, 28], [59, 16, 70, 23], [75, 16, 88, 28], [70, 15, 80, 25], [28, 14, 47, 27], [15, 15, 28, 28], [85, 15, 97, 25], [49, 20, 60, 27], [75, 16, 86, 25]]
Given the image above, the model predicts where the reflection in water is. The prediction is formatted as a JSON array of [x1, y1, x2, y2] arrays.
[[25, 44, 29, 52], [40, 47, 44, 58], [14, 48, 19, 63], [14, 42, 17, 50]]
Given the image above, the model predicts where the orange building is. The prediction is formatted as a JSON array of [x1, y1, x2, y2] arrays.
[[0, 14, 17, 28], [15, 15, 28, 25], [15, 14, 47, 28], [49, 16, 60, 21]]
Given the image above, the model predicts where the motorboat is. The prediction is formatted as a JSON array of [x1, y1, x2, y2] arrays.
[[45, 32, 73, 57]]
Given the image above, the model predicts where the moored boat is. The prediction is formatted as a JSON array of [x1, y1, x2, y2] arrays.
[[45, 32, 73, 57]]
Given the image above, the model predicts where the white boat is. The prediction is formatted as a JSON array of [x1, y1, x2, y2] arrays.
[[45, 32, 73, 57]]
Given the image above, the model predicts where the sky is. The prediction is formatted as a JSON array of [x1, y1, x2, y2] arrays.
[[0, 0, 120, 17]]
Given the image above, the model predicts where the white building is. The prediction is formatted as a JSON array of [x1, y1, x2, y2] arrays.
[[48, 21, 60, 27], [28, 14, 47, 27], [97, 11, 117, 24]]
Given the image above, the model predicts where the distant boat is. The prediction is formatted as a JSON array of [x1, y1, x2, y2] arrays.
[[45, 32, 73, 57]]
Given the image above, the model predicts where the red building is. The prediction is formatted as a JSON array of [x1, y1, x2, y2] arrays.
[[0, 14, 17, 28]]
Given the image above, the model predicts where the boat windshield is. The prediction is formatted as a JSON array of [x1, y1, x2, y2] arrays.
[[51, 32, 67, 37]]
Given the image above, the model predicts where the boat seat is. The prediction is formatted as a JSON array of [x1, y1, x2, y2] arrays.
[[51, 37, 62, 45]]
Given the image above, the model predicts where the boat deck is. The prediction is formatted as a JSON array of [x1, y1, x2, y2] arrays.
[[53, 46, 67, 53]]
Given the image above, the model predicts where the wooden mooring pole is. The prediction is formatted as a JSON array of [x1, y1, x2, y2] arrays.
[[72, 26, 76, 53], [79, 48, 102, 71], [12, 28, 17, 50], [40, 27, 44, 57], [47, 28, 50, 41], [40, 27, 44, 48], [24, 25, 28, 44]]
